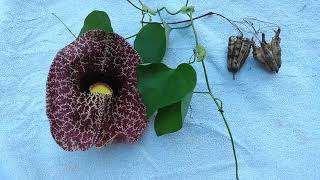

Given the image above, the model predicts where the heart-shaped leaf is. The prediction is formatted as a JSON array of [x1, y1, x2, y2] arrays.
[[134, 23, 166, 63], [79, 10, 113, 36], [137, 63, 197, 117], [155, 92, 193, 136]]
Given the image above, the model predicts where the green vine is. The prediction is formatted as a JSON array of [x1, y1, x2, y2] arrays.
[[52, 1, 247, 179], [187, 10, 239, 180], [126, 0, 240, 179]]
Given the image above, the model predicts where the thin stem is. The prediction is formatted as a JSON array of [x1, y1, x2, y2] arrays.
[[247, 21, 262, 43], [188, 12, 239, 179], [243, 17, 280, 29], [210, 12, 243, 36], [125, 33, 138, 40], [188, 53, 195, 64], [209, 93, 239, 180], [201, 60, 239, 180], [200, 61, 212, 92], [126, 0, 143, 11], [158, 7, 181, 15], [232, 20, 258, 37], [171, 23, 192, 30], [170, 12, 214, 25], [141, 12, 214, 25], [141, 12, 146, 27], [193, 91, 210, 94], [134, 0, 241, 36], [52, 13, 76, 38], [188, 14, 199, 45]]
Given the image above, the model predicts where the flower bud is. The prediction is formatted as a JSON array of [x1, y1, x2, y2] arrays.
[[180, 6, 195, 14], [194, 44, 206, 61]]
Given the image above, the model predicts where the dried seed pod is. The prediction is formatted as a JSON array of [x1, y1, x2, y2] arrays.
[[252, 28, 281, 72], [227, 36, 252, 79]]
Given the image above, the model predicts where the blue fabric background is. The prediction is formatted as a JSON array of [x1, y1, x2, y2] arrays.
[[0, 0, 319, 179]]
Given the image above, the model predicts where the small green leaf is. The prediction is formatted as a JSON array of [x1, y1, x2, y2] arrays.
[[79, 10, 113, 36], [137, 63, 197, 117], [134, 23, 166, 63], [155, 92, 193, 136]]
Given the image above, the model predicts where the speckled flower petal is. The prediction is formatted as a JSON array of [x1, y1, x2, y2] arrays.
[[95, 83, 148, 147], [93, 33, 148, 147], [46, 30, 147, 151]]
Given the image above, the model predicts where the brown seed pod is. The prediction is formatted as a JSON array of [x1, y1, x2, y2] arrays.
[[252, 28, 281, 72], [227, 36, 252, 79]]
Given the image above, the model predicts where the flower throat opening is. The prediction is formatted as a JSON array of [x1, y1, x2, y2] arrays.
[[89, 83, 112, 95], [79, 71, 121, 96]]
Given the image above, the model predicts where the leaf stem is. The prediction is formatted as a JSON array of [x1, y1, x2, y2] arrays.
[[52, 13, 76, 38]]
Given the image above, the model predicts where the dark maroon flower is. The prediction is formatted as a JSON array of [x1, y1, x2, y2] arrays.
[[46, 30, 147, 151]]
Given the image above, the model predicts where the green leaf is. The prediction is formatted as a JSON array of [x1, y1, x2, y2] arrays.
[[137, 63, 197, 117], [155, 101, 182, 136], [155, 92, 193, 136], [79, 10, 113, 36], [134, 23, 166, 63]]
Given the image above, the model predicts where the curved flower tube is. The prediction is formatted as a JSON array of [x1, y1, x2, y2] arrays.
[[46, 30, 147, 151]]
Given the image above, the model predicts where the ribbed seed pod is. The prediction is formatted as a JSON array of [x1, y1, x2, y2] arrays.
[[252, 28, 281, 72], [227, 36, 252, 79]]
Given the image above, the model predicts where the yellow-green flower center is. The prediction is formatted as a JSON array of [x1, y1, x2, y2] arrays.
[[89, 83, 113, 96]]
